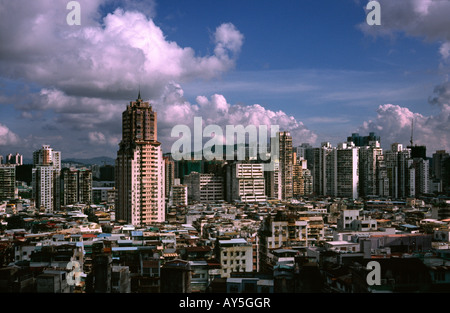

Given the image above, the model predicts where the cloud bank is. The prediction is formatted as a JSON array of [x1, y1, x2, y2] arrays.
[[359, 0, 450, 60], [0, 0, 244, 99], [152, 83, 318, 153], [0, 124, 20, 146], [356, 0, 450, 155], [356, 101, 450, 154], [0, 0, 316, 158]]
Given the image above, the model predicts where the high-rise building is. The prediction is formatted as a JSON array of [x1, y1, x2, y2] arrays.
[[164, 155, 175, 201], [61, 168, 92, 206], [385, 143, 412, 199], [175, 158, 202, 184], [432, 150, 449, 182], [336, 142, 359, 199], [278, 131, 293, 200], [225, 162, 266, 203], [6, 153, 23, 165], [295, 143, 312, 163], [0, 164, 16, 200], [115, 93, 165, 226], [312, 142, 337, 197], [292, 154, 303, 198], [264, 158, 281, 200], [169, 179, 188, 207], [99, 165, 115, 181], [77, 169, 92, 205], [411, 158, 430, 196], [297, 143, 315, 173], [433, 151, 450, 194], [347, 132, 380, 147], [408, 145, 427, 159], [33, 145, 61, 169], [302, 165, 313, 196], [358, 141, 386, 198], [32, 145, 61, 212], [443, 157, 450, 194], [292, 154, 312, 197], [184, 171, 223, 203]]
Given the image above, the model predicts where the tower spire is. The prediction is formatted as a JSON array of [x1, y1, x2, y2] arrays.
[[138, 86, 141, 100]]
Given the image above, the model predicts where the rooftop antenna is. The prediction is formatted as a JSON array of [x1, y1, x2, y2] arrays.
[[410, 118, 415, 147]]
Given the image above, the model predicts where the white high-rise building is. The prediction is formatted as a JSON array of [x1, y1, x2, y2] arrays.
[[226, 162, 266, 203], [115, 93, 165, 226], [32, 145, 61, 212], [336, 142, 359, 199]]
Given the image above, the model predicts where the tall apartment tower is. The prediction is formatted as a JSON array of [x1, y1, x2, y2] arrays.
[[225, 162, 266, 203], [164, 155, 175, 201], [411, 158, 430, 196], [6, 153, 23, 165], [385, 143, 412, 199], [0, 164, 16, 200], [433, 150, 449, 181], [292, 153, 303, 198], [278, 131, 293, 200], [61, 168, 92, 206], [292, 152, 313, 197], [32, 145, 61, 212], [336, 142, 359, 199], [312, 142, 337, 197], [358, 141, 386, 198], [185, 171, 223, 202], [115, 93, 165, 226], [432, 150, 450, 193], [264, 159, 281, 200]]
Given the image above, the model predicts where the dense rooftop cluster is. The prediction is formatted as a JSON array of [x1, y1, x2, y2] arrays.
[[1, 195, 450, 293]]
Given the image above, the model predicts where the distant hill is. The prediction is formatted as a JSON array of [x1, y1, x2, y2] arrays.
[[62, 156, 115, 166]]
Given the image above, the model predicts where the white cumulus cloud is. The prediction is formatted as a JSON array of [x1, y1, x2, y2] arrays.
[[0, 0, 244, 99], [359, 0, 450, 62], [0, 123, 20, 146], [356, 102, 450, 154], [152, 83, 318, 152]]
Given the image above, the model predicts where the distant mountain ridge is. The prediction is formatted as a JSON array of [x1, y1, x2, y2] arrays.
[[61, 156, 115, 166]]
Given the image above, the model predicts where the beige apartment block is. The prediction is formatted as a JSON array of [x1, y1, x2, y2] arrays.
[[115, 94, 165, 226]]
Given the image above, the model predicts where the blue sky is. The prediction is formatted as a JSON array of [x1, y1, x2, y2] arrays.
[[0, 0, 449, 160]]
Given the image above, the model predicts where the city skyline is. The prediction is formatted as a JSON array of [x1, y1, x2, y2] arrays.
[[1, 0, 450, 160]]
